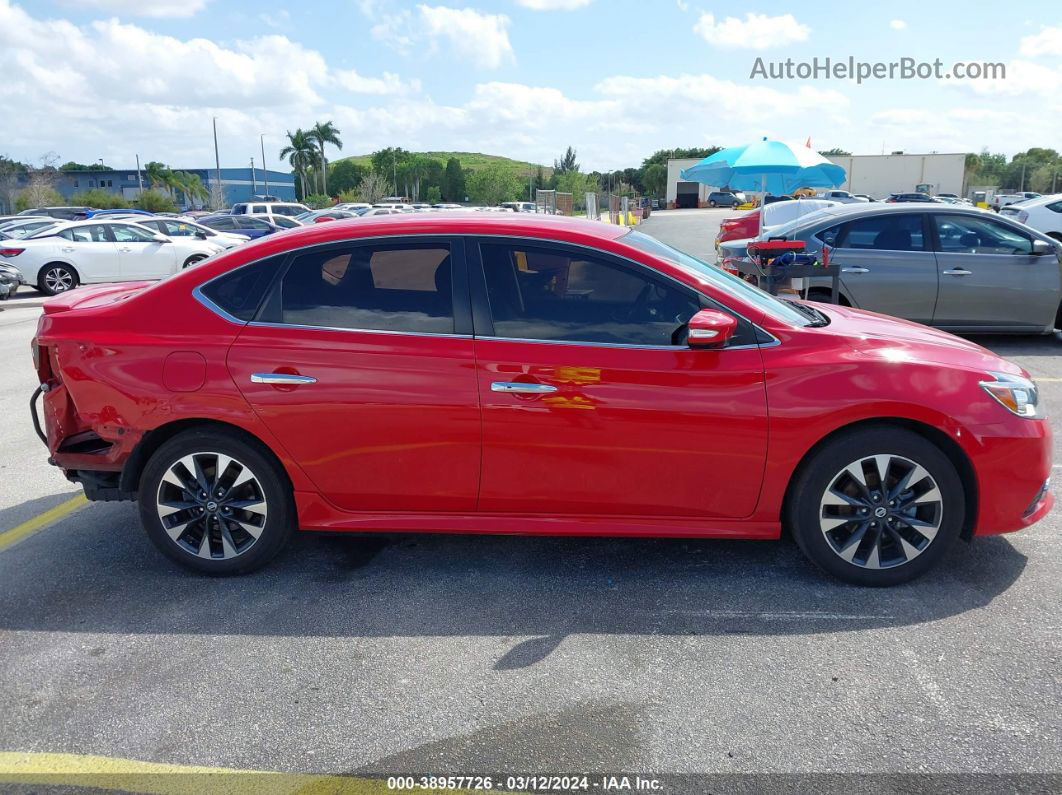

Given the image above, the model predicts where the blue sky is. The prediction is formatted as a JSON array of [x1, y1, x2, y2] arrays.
[[1, 0, 1059, 171]]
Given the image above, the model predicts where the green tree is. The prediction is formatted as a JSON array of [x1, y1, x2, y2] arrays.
[[15, 187, 63, 211], [642, 163, 666, 197], [171, 171, 209, 208], [467, 164, 521, 205], [134, 189, 178, 213], [70, 188, 126, 209], [554, 146, 579, 173], [301, 193, 332, 209], [442, 157, 466, 201], [818, 148, 851, 156], [309, 120, 343, 196], [329, 160, 367, 195], [426, 185, 442, 204], [553, 170, 597, 209], [61, 161, 100, 171], [279, 129, 316, 198], [640, 147, 721, 169]]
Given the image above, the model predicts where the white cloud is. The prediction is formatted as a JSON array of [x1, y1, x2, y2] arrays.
[[257, 9, 290, 28], [334, 69, 420, 96], [1020, 26, 1062, 56], [73, 0, 209, 18], [693, 12, 810, 49], [956, 59, 1062, 96], [889, 19, 906, 30], [676, 0, 689, 11], [515, 0, 593, 9], [416, 5, 514, 68]]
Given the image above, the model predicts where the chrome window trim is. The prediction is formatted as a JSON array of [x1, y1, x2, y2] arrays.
[[190, 230, 782, 349]]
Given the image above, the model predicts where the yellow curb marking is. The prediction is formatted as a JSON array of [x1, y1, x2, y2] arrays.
[[0, 494, 88, 551]]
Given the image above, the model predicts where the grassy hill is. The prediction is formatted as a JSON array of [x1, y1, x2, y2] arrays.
[[334, 151, 552, 179]]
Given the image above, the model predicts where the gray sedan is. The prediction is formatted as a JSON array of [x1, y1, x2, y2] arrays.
[[719, 203, 1062, 336]]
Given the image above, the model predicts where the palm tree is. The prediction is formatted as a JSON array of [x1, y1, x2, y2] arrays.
[[172, 171, 209, 209], [144, 161, 170, 193], [279, 129, 315, 198], [309, 120, 342, 198]]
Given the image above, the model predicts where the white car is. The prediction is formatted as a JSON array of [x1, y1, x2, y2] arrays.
[[813, 190, 869, 204], [357, 207, 403, 217], [334, 202, 372, 211], [230, 201, 309, 217], [134, 217, 250, 249], [999, 194, 1062, 242], [0, 219, 225, 295], [0, 218, 60, 239]]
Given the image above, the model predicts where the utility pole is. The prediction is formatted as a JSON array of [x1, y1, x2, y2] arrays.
[[260, 134, 269, 198], [212, 117, 222, 205], [1020, 162, 1026, 192], [250, 157, 257, 194], [529, 163, 533, 202], [135, 154, 144, 196], [392, 149, 397, 197]]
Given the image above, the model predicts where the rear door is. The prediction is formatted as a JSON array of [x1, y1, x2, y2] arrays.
[[225, 237, 481, 512], [828, 212, 938, 323], [109, 223, 177, 280], [55, 224, 121, 283], [931, 213, 1060, 330]]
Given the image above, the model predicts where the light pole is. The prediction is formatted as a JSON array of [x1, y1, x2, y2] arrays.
[[250, 157, 257, 194], [212, 117, 222, 205], [260, 134, 269, 198]]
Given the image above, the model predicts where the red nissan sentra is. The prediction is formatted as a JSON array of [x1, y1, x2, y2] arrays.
[[30, 214, 1052, 585]]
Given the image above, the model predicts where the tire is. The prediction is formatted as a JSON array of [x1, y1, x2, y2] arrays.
[[786, 426, 964, 586], [138, 428, 296, 575], [709, 200, 718, 208], [183, 254, 208, 269], [37, 263, 79, 296]]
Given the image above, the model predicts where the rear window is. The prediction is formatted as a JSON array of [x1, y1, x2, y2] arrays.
[[199, 255, 283, 321]]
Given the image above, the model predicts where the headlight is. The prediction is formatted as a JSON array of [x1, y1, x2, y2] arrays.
[[980, 371, 1043, 418]]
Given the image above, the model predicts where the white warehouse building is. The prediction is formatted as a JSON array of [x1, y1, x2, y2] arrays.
[[666, 152, 968, 207]]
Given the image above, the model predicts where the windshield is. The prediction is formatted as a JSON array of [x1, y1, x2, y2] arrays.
[[621, 229, 814, 328], [758, 207, 843, 239]]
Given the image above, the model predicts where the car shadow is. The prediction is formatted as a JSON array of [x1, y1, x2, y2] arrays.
[[0, 500, 1028, 670]]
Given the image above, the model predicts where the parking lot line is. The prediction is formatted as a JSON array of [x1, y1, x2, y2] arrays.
[[0, 751, 492, 794], [0, 494, 87, 551]]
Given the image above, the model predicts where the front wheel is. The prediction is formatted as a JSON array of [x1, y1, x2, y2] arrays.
[[38, 264, 78, 296], [138, 429, 296, 574], [787, 426, 964, 586], [183, 254, 208, 269], [708, 200, 718, 208]]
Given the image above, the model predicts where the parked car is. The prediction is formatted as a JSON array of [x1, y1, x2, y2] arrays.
[[294, 209, 359, 224], [29, 214, 1052, 585], [762, 195, 794, 205], [0, 261, 22, 298], [886, 193, 938, 203], [707, 191, 745, 208], [715, 201, 840, 271], [998, 194, 1062, 241], [500, 202, 537, 213], [2, 219, 223, 295], [716, 209, 761, 252], [433, 203, 464, 210], [853, 194, 875, 202], [135, 217, 251, 249], [18, 206, 94, 220], [358, 207, 404, 217], [85, 208, 155, 218], [198, 214, 284, 239], [334, 203, 372, 212], [718, 203, 1062, 334], [813, 190, 868, 204], [992, 192, 1041, 212], [230, 201, 310, 217]]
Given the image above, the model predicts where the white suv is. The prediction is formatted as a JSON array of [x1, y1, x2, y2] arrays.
[[231, 202, 310, 217]]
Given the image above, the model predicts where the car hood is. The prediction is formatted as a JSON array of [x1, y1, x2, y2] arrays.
[[810, 302, 1024, 376]]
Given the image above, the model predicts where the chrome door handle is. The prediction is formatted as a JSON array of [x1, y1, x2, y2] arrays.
[[491, 382, 557, 394], [251, 373, 317, 385], [61, 247, 75, 253], [943, 268, 972, 276], [841, 266, 870, 273], [118, 247, 133, 252]]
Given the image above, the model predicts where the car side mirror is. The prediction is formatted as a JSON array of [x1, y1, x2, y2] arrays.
[[687, 309, 738, 348], [1031, 239, 1052, 256], [195, 231, 207, 239], [152, 234, 170, 243]]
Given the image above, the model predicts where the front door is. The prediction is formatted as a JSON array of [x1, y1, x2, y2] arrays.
[[226, 238, 481, 513], [470, 240, 768, 519], [55, 223, 120, 283], [931, 213, 1060, 330], [828, 212, 938, 323], [109, 222, 176, 280]]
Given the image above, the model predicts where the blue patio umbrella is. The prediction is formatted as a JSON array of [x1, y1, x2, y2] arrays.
[[679, 138, 847, 196]]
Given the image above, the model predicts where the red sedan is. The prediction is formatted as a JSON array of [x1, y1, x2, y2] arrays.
[[30, 214, 1052, 585]]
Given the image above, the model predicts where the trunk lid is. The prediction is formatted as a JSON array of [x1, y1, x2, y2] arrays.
[[42, 282, 152, 314]]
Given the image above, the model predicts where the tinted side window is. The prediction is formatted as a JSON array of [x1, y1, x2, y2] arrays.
[[60, 224, 109, 242], [934, 215, 1033, 255], [277, 244, 454, 334], [841, 214, 925, 251], [208, 216, 236, 230], [480, 243, 704, 346], [815, 224, 843, 245], [200, 255, 284, 322], [111, 224, 157, 243]]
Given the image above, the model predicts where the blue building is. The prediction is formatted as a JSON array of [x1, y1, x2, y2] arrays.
[[7, 166, 297, 211]]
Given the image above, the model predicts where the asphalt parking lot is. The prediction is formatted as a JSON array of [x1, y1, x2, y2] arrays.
[[1, 208, 1060, 789]]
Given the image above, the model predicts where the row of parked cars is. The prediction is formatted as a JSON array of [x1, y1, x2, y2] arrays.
[[0, 198, 547, 297], [714, 198, 1062, 337]]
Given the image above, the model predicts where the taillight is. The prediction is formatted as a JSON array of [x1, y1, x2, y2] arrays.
[[32, 341, 54, 383], [720, 257, 741, 276], [0, 248, 24, 257]]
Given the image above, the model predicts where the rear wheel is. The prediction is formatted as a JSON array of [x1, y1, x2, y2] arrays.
[[138, 429, 296, 574], [37, 263, 78, 296], [787, 426, 964, 586]]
